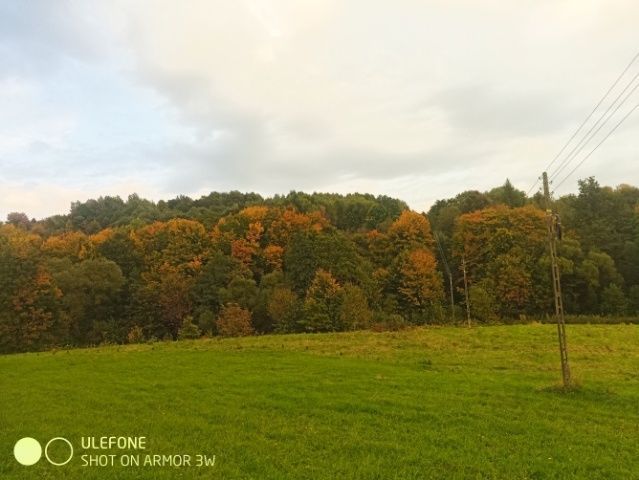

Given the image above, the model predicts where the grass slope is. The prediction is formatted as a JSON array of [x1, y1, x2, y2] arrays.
[[1, 324, 638, 479]]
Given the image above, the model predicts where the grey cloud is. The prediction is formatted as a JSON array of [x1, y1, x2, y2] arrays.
[[2, 0, 639, 218], [127, 60, 490, 193], [0, 1, 110, 79], [430, 84, 582, 137], [154, 131, 498, 198]]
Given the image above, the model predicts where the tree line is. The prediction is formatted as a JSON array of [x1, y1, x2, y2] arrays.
[[1, 179, 638, 353]]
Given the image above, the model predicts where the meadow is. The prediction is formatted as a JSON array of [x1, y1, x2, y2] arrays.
[[1, 324, 638, 479]]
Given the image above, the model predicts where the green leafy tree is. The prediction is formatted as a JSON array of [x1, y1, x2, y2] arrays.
[[178, 315, 201, 339], [284, 231, 369, 294], [6, 212, 31, 230], [468, 283, 498, 323], [268, 287, 302, 333], [132, 263, 194, 340], [488, 179, 526, 208], [301, 269, 343, 332], [192, 251, 240, 314], [251, 271, 288, 333], [219, 277, 259, 310], [196, 310, 217, 336], [628, 285, 639, 314], [600, 284, 627, 315], [339, 284, 372, 330]]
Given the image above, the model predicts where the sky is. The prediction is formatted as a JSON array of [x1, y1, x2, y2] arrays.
[[1, 0, 638, 220]]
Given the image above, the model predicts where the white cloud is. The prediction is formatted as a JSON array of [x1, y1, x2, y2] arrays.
[[106, 1, 639, 196], [1, 0, 638, 218], [0, 178, 158, 220], [0, 77, 76, 156]]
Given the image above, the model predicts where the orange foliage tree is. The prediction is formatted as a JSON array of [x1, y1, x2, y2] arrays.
[[42, 231, 94, 260], [453, 205, 547, 317], [216, 303, 254, 337], [388, 210, 435, 251], [395, 248, 443, 316], [0, 225, 66, 352]]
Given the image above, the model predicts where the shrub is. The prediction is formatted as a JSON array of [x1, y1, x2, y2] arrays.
[[339, 284, 372, 330], [469, 284, 498, 323], [178, 315, 201, 340], [370, 312, 409, 332], [216, 304, 254, 337], [127, 325, 144, 344], [268, 287, 301, 333], [196, 310, 217, 336], [601, 284, 628, 315], [629, 285, 639, 315]]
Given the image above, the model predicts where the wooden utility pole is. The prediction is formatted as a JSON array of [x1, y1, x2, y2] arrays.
[[542, 172, 571, 388], [434, 232, 455, 322], [461, 255, 471, 328]]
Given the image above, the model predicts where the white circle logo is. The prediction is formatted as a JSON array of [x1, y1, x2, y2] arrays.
[[13, 437, 42, 466], [44, 437, 74, 466]]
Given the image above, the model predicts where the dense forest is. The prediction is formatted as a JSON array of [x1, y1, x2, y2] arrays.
[[1, 178, 638, 353]]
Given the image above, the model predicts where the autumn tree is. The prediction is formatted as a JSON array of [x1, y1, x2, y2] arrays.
[[393, 248, 443, 320], [132, 218, 209, 268], [216, 304, 254, 337], [0, 225, 63, 353], [2, 181, 637, 353], [453, 205, 547, 317], [267, 208, 329, 246], [388, 210, 435, 252], [42, 231, 94, 261], [263, 244, 284, 271]]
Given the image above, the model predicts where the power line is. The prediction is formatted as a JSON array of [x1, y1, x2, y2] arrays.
[[526, 177, 541, 197], [433, 232, 451, 275], [553, 101, 639, 192], [433, 231, 455, 321], [526, 50, 639, 196], [549, 68, 639, 181]]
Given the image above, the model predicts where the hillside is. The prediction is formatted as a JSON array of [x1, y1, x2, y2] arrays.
[[1, 179, 638, 354], [1, 324, 638, 479]]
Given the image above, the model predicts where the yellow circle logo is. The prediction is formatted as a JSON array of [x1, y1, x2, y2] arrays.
[[45, 437, 74, 466], [13, 437, 42, 466]]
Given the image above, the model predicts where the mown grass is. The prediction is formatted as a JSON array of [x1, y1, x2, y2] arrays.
[[1, 324, 638, 479]]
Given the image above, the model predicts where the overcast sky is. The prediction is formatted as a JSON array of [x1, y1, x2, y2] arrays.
[[1, 0, 638, 219]]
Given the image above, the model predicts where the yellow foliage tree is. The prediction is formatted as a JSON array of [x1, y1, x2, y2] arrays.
[[397, 248, 443, 310], [388, 210, 435, 251]]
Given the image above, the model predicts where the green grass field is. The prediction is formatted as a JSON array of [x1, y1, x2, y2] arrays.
[[1, 324, 638, 479]]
